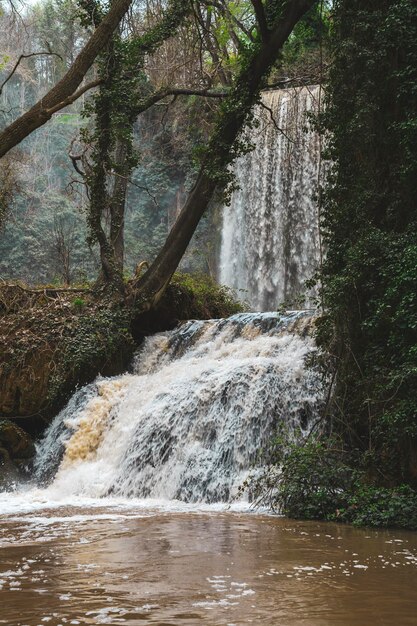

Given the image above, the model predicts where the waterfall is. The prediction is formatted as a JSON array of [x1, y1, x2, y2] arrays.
[[33, 312, 325, 504], [219, 86, 322, 311]]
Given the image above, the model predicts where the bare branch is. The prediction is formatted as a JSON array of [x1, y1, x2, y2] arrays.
[[106, 168, 160, 208], [0, 51, 63, 96], [134, 86, 228, 116], [204, 0, 255, 42], [0, 281, 90, 294], [258, 100, 293, 141], [69, 153, 86, 178]]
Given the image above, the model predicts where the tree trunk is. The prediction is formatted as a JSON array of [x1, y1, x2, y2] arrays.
[[110, 138, 130, 269], [0, 0, 132, 158], [83, 0, 192, 288]]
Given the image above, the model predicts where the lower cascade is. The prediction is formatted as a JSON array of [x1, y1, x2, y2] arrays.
[[33, 312, 324, 504]]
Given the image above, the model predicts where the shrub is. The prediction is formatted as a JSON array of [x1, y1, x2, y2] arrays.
[[252, 435, 353, 520], [252, 433, 417, 530], [339, 484, 417, 530], [169, 272, 244, 319]]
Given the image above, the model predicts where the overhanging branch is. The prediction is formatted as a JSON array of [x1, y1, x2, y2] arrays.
[[45, 79, 102, 116], [134, 87, 229, 115]]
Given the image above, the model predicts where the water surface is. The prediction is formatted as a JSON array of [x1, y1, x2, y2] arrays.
[[1, 501, 416, 626]]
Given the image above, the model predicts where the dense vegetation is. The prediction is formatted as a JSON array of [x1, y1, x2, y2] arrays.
[[252, 0, 417, 529], [0, 0, 218, 283], [319, 0, 417, 488], [0, 0, 325, 286]]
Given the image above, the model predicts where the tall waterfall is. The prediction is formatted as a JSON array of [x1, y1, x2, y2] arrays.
[[219, 86, 322, 311], [33, 312, 324, 504]]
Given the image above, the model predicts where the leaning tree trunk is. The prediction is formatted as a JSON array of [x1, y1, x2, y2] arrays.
[[135, 0, 317, 307], [0, 0, 133, 158]]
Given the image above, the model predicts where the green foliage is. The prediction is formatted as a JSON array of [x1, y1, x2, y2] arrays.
[[0, 188, 98, 285], [252, 434, 354, 519], [278, 1, 331, 78], [49, 304, 134, 404], [252, 433, 417, 530], [72, 296, 86, 309], [169, 272, 244, 319], [56, 113, 81, 124], [0, 54, 10, 70], [316, 0, 417, 485], [339, 484, 417, 530]]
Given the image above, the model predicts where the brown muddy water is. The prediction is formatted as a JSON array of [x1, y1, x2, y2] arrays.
[[1, 504, 417, 626]]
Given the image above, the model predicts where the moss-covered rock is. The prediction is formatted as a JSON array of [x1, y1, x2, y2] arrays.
[[0, 285, 135, 424], [0, 419, 35, 459], [131, 272, 244, 339]]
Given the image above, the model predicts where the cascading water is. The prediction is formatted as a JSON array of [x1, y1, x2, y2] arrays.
[[6, 317, 417, 626], [24, 89, 326, 507], [219, 86, 322, 311], [32, 312, 325, 504]]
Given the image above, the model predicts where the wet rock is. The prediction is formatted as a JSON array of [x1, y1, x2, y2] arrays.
[[0, 420, 35, 486], [0, 419, 35, 459], [0, 444, 21, 490]]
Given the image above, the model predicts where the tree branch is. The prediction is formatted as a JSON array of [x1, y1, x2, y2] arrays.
[[134, 87, 229, 116], [69, 153, 86, 178], [45, 78, 102, 116], [106, 168, 160, 208], [0, 0, 133, 158], [204, 0, 256, 43], [250, 0, 269, 40], [258, 99, 293, 141], [0, 51, 63, 96]]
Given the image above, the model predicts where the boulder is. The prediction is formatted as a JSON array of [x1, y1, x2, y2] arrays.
[[0, 419, 36, 486]]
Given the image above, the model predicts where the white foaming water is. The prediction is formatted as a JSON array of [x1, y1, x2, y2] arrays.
[[219, 86, 322, 311], [2, 312, 325, 511]]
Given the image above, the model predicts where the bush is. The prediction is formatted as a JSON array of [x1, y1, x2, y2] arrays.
[[252, 435, 353, 520], [339, 485, 417, 530], [169, 272, 244, 319], [251, 433, 417, 530]]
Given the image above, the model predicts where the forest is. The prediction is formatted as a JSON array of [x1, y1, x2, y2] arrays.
[[0, 0, 417, 623]]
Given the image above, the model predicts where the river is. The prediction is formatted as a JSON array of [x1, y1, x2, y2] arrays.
[[2, 314, 416, 624], [1, 497, 417, 626]]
